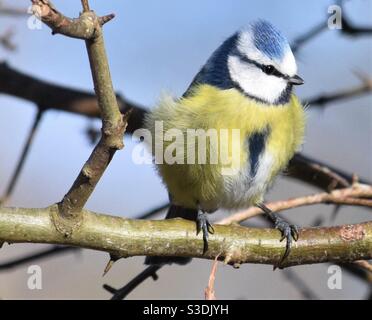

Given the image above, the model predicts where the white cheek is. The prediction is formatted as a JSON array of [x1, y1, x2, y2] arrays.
[[228, 55, 287, 104]]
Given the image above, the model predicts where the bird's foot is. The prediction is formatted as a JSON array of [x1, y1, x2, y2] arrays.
[[196, 212, 214, 255], [274, 216, 299, 269], [257, 203, 299, 270]]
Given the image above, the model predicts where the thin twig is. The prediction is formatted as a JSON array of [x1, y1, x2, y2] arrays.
[[205, 254, 220, 300], [292, 22, 327, 53], [0, 28, 17, 51], [138, 203, 170, 220], [104, 265, 161, 300], [0, 6, 28, 16], [0, 108, 44, 206], [291, 3, 372, 53], [218, 183, 372, 225], [81, 0, 90, 12], [0, 245, 79, 271], [306, 77, 372, 107], [282, 269, 320, 300], [340, 10, 372, 37], [354, 260, 372, 274], [288, 153, 351, 192]]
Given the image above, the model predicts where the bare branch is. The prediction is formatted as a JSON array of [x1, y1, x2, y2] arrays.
[[0, 206, 371, 268], [28, 1, 128, 227], [306, 76, 372, 107], [57, 20, 127, 222], [218, 183, 372, 225], [0, 63, 144, 134], [104, 265, 160, 300], [81, 0, 90, 12], [291, 3, 372, 53], [30, 0, 113, 40], [282, 269, 320, 300], [106, 202, 371, 300], [340, 10, 372, 37], [288, 154, 351, 191], [0, 245, 79, 271], [0, 109, 44, 206], [292, 22, 327, 53], [0, 6, 28, 17], [0, 28, 17, 51], [205, 255, 220, 300], [354, 260, 372, 274], [138, 203, 170, 220]]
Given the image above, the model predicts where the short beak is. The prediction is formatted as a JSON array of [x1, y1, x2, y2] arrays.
[[289, 74, 304, 85]]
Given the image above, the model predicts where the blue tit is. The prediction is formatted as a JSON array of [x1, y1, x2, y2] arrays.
[[144, 20, 306, 268]]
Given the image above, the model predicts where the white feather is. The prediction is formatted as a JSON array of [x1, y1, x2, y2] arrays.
[[220, 152, 274, 209], [228, 55, 288, 104]]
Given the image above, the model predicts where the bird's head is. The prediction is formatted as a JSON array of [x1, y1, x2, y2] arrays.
[[193, 20, 304, 105]]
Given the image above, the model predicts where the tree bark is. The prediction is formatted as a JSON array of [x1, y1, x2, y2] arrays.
[[0, 206, 370, 268]]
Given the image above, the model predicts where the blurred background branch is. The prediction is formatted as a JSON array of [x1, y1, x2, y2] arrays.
[[0, 3, 28, 17], [0, 245, 79, 271]]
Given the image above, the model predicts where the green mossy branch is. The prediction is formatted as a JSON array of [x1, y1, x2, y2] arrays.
[[0, 206, 370, 268]]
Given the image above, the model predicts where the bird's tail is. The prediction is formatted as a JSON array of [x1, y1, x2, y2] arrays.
[[144, 204, 198, 266]]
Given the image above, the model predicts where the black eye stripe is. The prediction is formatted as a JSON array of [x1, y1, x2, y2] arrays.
[[235, 53, 288, 80], [262, 65, 284, 78]]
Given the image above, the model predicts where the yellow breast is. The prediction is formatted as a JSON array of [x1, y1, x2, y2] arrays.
[[145, 84, 306, 210]]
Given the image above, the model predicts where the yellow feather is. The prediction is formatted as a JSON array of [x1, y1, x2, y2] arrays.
[[145, 84, 306, 210]]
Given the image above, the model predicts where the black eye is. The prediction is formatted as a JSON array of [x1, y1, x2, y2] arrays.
[[262, 65, 275, 75]]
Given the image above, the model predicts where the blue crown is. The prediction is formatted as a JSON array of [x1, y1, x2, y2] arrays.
[[183, 21, 290, 98], [250, 20, 288, 60]]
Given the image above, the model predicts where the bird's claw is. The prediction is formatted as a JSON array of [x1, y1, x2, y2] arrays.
[[274, 217, 299, 270], [196, 212, 214, 255]]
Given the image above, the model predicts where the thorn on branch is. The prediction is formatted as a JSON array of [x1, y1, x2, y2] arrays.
[[103, 253, 121, 277]]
